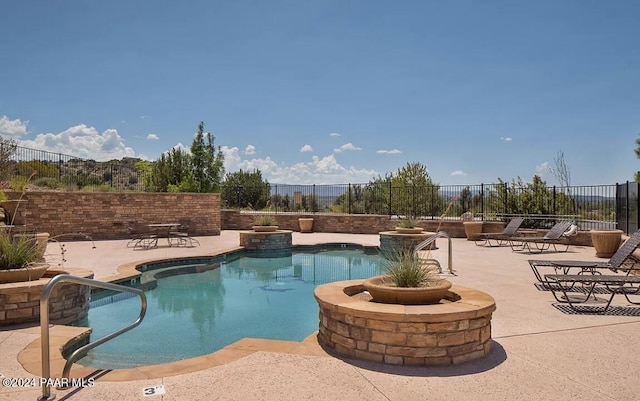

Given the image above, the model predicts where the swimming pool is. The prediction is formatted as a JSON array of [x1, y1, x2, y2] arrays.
[[74, 246, 384, 369]]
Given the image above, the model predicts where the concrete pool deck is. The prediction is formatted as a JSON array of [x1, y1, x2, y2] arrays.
[[1, 230, 640, 401]]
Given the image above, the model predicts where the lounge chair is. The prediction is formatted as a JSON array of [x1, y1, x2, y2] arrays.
[[509, 220, 573, 254], [168, 218, 200, 247], [529, 229, 640, 285], [544, 273, 640, 312], [474, 217, 524, 247]]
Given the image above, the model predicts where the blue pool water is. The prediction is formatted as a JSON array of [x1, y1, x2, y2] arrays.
[[75, 246, 384, 369]]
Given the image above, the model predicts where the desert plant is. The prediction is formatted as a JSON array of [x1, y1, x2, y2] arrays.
[[383, 249, 441, 288], [396, 217, 418, 228], [0, 232, 41, 270], [253, 214, 277, 226]]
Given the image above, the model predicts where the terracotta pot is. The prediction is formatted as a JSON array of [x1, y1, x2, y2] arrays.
[[363, 275, 452, 305], [394, 227, 424, 234], [590, 229, 623, 258], [299, 218, 314, 233], [463, 221, 483, 240], [0, 263, 49, 284], [252, 226, 278, 232]]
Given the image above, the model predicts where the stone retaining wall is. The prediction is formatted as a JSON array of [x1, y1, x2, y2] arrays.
[[3, 191, 221, 240]]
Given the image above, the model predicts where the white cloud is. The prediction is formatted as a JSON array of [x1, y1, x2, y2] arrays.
[[450, 170, 467, 176], [333, 143, 362, 153], [147, 133, 159, 140], [18, 124, 138, 160], [300, 144, 313, 152], [244, 145, 256, 155], [536, 162, 550, 174], [377, 149, 402, 154], [221, 146, 377, 184], [329, 132, 341, 137], [500, 136, 513, 141], [0, 116, 29, 137]]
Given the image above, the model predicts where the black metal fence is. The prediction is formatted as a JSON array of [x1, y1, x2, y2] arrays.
[[223, 182, 624, 229], [1, 143, 637, 233], [0, 144, 145, 191]]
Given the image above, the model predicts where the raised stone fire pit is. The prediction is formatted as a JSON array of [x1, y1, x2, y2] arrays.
[[314, 280, 496, 365]]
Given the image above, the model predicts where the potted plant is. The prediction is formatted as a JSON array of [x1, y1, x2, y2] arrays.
[[0, 231, 48, 283], [252, 214, 278, 232], [394, 217, 423, 234], [363, 249, 451, 305]]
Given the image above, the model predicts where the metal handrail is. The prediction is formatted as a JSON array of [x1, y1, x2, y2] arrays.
[[39, 274, 147, 401], [413, 231, 454, 275]]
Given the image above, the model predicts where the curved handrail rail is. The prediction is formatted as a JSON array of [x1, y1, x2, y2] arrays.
[[413, 231, 454, 275], [39, 274, 147, 400]]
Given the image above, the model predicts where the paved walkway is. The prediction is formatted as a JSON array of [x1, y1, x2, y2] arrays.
[[1, 231, 640, 401]]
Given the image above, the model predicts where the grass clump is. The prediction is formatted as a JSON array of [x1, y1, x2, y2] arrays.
[[383, 249, 441, 288]]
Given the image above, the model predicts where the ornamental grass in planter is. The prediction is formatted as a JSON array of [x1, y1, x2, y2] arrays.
[[363, 249, 451, 305], [252, 214, 278, 232], [0, 170, 50, 283], [394, 217, 423, 234], [0, 231, 48, 283]]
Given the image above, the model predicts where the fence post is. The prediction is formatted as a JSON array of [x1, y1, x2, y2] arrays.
[[480, 183, 484, 220], [504, 182, 508, 216], [348, 183, 352, 215], [388, 181, 392, 216], [553, 186, 557, 216]]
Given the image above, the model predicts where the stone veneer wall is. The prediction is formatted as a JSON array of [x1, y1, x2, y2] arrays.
[[0, 268, 93, 326], [222, 210, 473, 237], [3, 191, 221, 240]]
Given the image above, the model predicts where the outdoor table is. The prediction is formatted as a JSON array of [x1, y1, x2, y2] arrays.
[[147, 223, 181, 246]]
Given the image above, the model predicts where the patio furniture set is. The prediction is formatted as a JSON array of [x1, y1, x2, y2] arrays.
[[475, 217, 640, 314], [127, 219, 200, 250]]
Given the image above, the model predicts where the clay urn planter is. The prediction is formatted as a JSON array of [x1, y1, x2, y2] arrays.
[[298, 218, 314, 233], [463, 221, 483, 240], [590, 229, 624, 258]]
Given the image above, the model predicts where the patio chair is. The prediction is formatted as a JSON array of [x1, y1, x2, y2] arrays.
[[168, 218, 200, 247], [474, 217, 524, 247], [509, 220, 573, 254], [543, 272, 640, 313], [127, 220, 158, 250], [529, 229, 640, 285]]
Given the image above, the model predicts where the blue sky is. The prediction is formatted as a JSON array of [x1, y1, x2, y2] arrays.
[[1, 1, 638, 185]]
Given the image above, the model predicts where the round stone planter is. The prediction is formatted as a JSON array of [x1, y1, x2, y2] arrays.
[[0, 267, 93, 325], [590, 229, 624, 258], [315, 280, 496, 365], [463, 221, 483, 240], [240, 230, 293, 251], [379, 231, 436, 255], [299, 218, 314, 233], [0, 262, 49, 284], [363, 275, 452, 305]]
